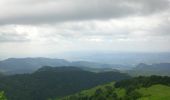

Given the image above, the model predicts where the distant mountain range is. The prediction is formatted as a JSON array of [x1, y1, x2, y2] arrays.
[[1, 57, 170, 76], [128, 63, 170, 76], [59, 52, 170, 65], [0, 58, 70, 74], [0, 57, 127, 74]]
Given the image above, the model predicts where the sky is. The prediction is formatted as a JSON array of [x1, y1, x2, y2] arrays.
[[0, 0, 170, 59]]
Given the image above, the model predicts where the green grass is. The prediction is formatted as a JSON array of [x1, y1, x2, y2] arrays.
[[56, 82, 170, 100], [115, 88, 126, 98], [137, 84, 170, 100], [72, 82, 126, 97], [67, 82, 114, 97]]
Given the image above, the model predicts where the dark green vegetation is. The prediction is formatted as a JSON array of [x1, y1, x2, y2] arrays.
[[1, 58, 170, 100], [55, 82, 121, 100], [0, 66, 130, 100], [57, 76, 170, 100], [128, 63, 170, 76], [115, 76, 170, 100], [115, 75, 170, 89]]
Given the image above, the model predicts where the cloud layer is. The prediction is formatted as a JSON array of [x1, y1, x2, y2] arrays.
[[0, 0, 170, 58], [0, 0, 169, 24]]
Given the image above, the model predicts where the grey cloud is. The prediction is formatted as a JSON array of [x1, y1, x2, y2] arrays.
[[143, 15, 170, 36], [0, 32, 30, 42], [0, 0, 169, 25], [37, 22, 131, 40], [156, 20, 170, 36]]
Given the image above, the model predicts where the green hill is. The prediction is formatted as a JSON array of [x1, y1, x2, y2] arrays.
[[0, 66, 130, 100], [55, 82, 126, 100], [137, 84, 170, 100], [56, 76, 170, 100]]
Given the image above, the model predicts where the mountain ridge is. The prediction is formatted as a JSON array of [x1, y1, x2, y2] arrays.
[[128, 63, 170, 76], [0, 57, 127, 74]]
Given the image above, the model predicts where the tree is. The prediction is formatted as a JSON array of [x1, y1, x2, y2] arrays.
[[94, 88, 103, 96], [0, 91, 7, 100]]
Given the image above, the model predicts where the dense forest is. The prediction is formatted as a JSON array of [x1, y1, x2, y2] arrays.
[[0, 66, 130, 100], [0, 63, 170, 100]]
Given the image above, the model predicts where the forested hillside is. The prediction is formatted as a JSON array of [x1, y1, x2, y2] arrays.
[[0, 66, 130, 100], [57, 76, 170, 100]]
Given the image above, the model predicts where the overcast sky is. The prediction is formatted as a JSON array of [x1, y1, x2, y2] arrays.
[[0, 0, 170, 59]]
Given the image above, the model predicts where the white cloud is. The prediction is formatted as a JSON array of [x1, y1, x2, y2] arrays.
[[0, 0, 170, 58]]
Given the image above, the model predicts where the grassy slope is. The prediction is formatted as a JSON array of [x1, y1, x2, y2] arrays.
[[58, 84, 170, 100], [137, 84, 170, 100], [56, 82, 126, 100], [74, 82, 125, 98]]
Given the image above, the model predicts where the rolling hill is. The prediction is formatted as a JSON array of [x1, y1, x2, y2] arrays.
[[0, 66, 130, 100], [56, 76, 170, 100]]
